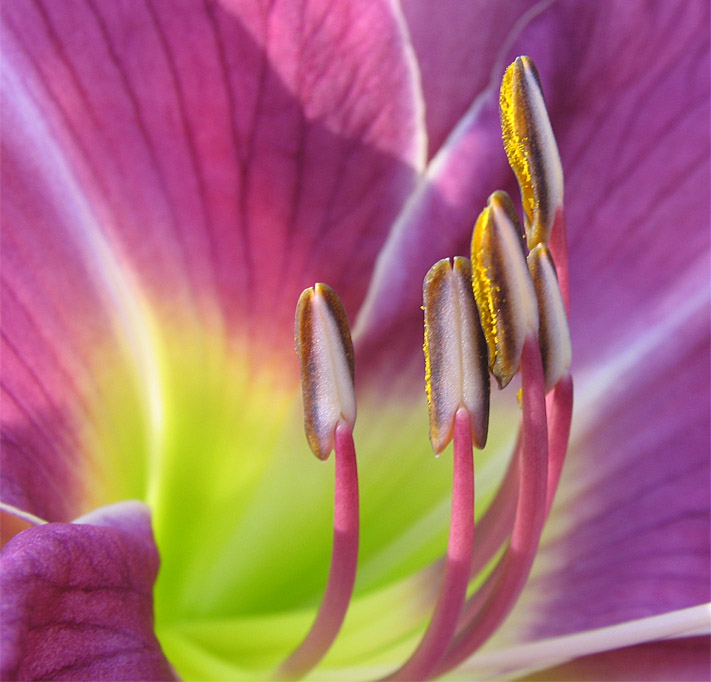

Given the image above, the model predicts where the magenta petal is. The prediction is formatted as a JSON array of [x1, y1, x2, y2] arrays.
[[1, 0, 424, 523], [519, 310, 710, 638], [0, 501, 176, 681]]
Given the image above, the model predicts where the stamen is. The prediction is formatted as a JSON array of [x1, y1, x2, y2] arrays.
[[500, 55, 564, 249], [500, 53, 574, 516], [471, 191, 538, 389], [527, 244, 572, 392], [276, 287, 359, 680], [379, 260, 489, 680], [295, 283, 356, 460], [436, 336, 549, 676], [423, 257, 490, 452]]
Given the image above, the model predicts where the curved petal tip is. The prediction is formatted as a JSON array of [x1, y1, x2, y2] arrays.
[[0, 501, 177, 681]]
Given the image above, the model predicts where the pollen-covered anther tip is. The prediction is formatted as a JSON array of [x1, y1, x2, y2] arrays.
[[527, 244, 572, 391], [500, 55, 563, 249], [471, 191, 539, 390], [295, 283, 356, 460], [423, 258, 490, 454]]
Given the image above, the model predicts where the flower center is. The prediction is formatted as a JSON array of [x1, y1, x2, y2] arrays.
[[262, 56, 574, 681]]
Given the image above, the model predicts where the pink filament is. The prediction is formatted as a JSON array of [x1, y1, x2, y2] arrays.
[[274, 423, 359, 680], [545, 373, 573, 515], [469, 436, 519, 578], [435, 335, 549, 675], [468, 369, 572, 581], [383, 408, 475, 681], [548, 207, 569, 314]]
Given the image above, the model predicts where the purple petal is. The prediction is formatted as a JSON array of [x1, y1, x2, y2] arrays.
[[358, 0, 710, 653], [401, 0, 544, 157], [0, 501, 176, 681], [503, 0, 711, 639], [359, 0, 709, 381], [524, 636, 711, 682], [530, 0, 711, 373]]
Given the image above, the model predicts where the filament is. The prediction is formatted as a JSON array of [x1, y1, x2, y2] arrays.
[[383, 408, 475, 681], [274, 422, 359, 680]]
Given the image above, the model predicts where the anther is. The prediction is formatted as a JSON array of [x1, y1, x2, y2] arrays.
[[500, 55, 564, 249], [423, 257, 490, 453], [527, 244, 572, 392], [295, 283, 356, 460], [471, 191, 538, 389]]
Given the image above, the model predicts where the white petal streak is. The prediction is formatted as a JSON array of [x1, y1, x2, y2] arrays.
[[575, 266, 709, 419], [461, 604, 711, 681], [0, 503, 49, 527]]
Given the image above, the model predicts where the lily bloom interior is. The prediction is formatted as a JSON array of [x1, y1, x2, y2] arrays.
[[1, 1, 709, 681]]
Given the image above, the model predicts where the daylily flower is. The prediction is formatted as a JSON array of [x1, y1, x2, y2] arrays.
[[1, 0, 709, 680]]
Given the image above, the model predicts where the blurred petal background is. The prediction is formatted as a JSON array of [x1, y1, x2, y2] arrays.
[[1, 0, 709, 680]]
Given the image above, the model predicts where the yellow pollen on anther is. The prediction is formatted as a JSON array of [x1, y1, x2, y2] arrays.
[[500, 64, 536, 231], [500, 56, 564, 249], [423, 258, 490, 452], [471, 208, 500, 367], [471, 191, 538, 389]]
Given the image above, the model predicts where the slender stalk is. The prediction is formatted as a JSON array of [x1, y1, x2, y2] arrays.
[[383, 408, 475, 681], [435, 335, 548, 675], [458, 374, 570, 629], [545, 373, 573, 515], [548, 207, 569, 313], [469, 436, 519, 578], [543, 206, 573, 515], [274, 422, 359, 680]]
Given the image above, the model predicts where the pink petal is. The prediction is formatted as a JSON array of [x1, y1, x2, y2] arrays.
[[0, 501, 176, 681], [2, 0, 423, 352], [1, 0, 424, 519]]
